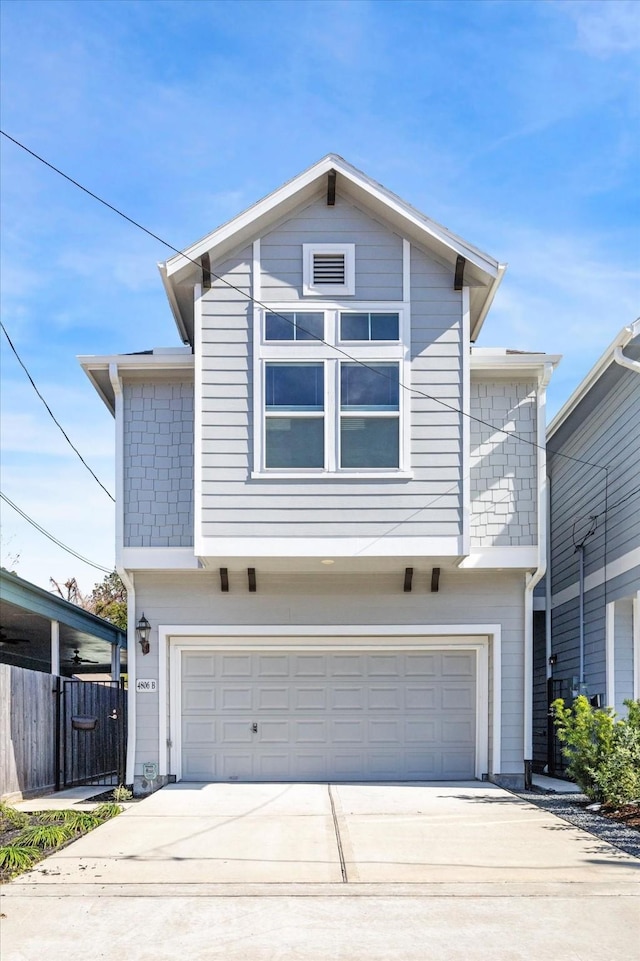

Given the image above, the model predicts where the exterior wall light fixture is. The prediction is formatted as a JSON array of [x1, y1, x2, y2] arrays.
[[136, 613, 151, 655]]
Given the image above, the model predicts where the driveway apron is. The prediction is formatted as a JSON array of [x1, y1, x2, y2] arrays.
[[3, 781, 639, 960]]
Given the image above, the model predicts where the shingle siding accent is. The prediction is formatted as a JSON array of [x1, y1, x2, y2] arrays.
[[470, 379, 537, 546], [124, 382, 194, 546]]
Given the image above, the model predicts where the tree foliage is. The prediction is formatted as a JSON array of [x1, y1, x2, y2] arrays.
[[50, 571, 127, 631]]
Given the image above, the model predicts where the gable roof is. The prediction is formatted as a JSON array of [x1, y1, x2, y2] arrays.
[[547, 318, 640, 439], [159, 154, 505, 345]]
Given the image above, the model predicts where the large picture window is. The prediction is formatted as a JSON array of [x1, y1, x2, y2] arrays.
[[256, 305, 408, 476]]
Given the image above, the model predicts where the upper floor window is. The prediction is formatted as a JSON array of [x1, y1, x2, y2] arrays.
[[265, 311, 324, 342], [303, 244, 355, 297], [340, 312, 399, 342], [254, 304, 409, 477]]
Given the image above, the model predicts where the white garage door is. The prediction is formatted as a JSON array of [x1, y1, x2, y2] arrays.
[[180, 649, 476, 782]]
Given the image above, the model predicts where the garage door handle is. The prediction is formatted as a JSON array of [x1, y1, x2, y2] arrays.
[[252, 722, 258, 733]]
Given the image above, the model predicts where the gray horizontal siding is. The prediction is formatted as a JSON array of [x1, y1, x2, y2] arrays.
[[261, 196, 403, 301], [551, 584, 607, 700], [470, 379, 538, 547], [550, 363, 640, 595], [132, 567, 525, 778], [123, 382, 194, 547], [198, 222, 465, 543]]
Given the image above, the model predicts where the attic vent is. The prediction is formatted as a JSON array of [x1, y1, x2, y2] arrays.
[[313, 253, 345, 286], [303, 243, 355, 296]]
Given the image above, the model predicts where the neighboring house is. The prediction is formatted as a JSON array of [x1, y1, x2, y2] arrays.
[[80, 154, 560, 795], [533, 320, 640, 774]]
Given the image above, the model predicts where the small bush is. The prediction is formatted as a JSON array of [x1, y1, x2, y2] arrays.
[[552, 696, 640, 805], [94, 802, 122, 821], [111, 784, 133, 802]]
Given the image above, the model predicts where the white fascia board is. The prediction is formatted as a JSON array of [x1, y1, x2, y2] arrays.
[[158, 262, 190, 344], [458, 546, 539, 569], [163, 154, 501, 281], [547, 318, 640, 439], [194, 534, 463, 559], [121, 548, 200, 571], [79, 352, 194, 413], [471, 352, 562, 375], [470, 264, 507, 341]]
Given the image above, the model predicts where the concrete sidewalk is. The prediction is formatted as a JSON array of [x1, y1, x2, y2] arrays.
[[2, 781, 639, 960]]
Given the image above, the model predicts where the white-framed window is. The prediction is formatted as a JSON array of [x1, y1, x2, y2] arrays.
[[302, 244, 355, 297], [254, 305, 410, 477]]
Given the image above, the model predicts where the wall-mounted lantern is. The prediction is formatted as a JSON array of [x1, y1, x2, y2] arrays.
[[136, 613, 151, 655]]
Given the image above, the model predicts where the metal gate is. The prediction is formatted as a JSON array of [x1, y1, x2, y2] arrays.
[[547, 677, 570, 776], [56, 679, 127, 789]]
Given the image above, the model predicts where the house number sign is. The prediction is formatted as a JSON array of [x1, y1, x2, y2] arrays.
[[136, 679, 157, 692]]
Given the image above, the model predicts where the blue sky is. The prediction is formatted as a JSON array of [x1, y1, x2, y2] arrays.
[[1, 0, 639, 591]]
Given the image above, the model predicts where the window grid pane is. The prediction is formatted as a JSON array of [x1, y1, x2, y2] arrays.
[[340, 363, 399, 411], [266, 417, 324, 469], [266, 363, 324, 411], [340, 312, 399, 342], [265, 312, 324, 342], [340, 417, 399, 468]]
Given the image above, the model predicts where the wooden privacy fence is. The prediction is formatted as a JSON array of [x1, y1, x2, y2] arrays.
[[0, 664, 57, 800]]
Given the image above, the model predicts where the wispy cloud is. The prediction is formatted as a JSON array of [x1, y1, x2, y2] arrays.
[[557, 0, 640, 58]]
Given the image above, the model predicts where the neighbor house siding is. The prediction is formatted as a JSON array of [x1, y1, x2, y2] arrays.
[[550, 363, 640, 597], [469, 379, 538, 547], [123, 381, 194, 547], [132, 568, 526, 780], [197, 205, 465, 542]]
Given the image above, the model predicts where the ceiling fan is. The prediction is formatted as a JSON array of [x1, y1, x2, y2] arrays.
[[0, 627, 31, 645], [67, 649, 99, 666]]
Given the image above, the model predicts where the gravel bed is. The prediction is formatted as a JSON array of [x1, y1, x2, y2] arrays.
[[515, 790, 640, 860]]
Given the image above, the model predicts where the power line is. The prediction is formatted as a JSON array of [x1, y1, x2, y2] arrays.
[[1, 321, 115, 502], [0, 128, 608, 477], [0, 491, 113, 573]]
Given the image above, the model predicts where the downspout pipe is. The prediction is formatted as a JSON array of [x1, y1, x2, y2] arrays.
[[524, 363, 553, 789], [109, 363, 137, 787], [578, 545, 585, 687], [613, 318, 640, 375]]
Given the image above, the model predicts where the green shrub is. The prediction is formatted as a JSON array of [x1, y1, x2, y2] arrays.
[[111, 784, 133, 802], [16, 824, 74, 850], [94, 802, 122, 821], [0, 802, 29, 832], [0, 844, 39, 877], [552, 696, 640, 805]]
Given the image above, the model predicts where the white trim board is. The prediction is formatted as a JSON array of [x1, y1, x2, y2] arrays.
[[193, 535, 464, 558], [551, 547, 640, 609], [156, 623, 502, 783]]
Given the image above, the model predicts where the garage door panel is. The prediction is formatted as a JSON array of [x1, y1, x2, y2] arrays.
[[221, 655, 252, 677], [330, 655, 364, 676], [368, 654, 401, 676], [181, 648, 477, 782], [221, 720, 253, 743], [258, 687, 290, 710], [405, 685, 436, 710], [182, 686, 217, 712], [221, 686, 253, 711], [293, 655, 326, 677], [332, 687, 364, 710], [368, 687, 401, 710], [441, 685, 475, 710], [294, 687, 327, 710], [295, 720, 328, 742], [442, 652, 475, 676]]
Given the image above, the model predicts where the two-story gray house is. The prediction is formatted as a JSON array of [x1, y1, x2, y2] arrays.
[[81, 155, 560, 794], [533, 319, 640, 773]]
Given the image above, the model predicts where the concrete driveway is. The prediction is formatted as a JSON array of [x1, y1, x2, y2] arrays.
[[3, 781, 639, 960]]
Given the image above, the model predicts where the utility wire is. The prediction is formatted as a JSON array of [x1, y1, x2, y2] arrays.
[[1, 321, 115, 502], [0, 129, 609, 478], [0, 491, 113, 573]]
